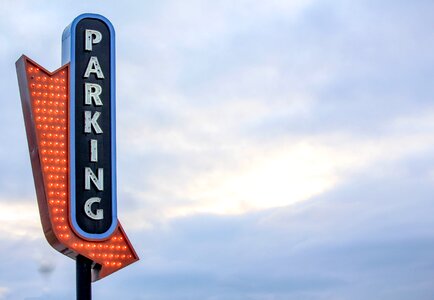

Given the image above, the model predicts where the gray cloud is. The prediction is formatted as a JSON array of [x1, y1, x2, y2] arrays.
[[88, 164, 434, 299], [0, 0, 433, 299]]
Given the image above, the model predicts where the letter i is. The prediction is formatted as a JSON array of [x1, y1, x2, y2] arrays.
[[90, 139, 98, 162]]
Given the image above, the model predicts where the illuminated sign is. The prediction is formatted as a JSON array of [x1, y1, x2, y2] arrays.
[[63, 14, 117, 240], [16, 13, 138, 281]]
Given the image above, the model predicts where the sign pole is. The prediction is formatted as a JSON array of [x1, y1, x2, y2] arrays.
[[76, 255, 92, 300]]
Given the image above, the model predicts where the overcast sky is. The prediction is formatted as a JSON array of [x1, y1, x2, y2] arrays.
[[1, 0, 434, 299]]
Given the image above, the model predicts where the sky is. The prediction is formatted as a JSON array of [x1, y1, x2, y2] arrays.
[[0, 0, 434, 299]]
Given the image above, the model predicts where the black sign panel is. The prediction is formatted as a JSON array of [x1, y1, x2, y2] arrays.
[[71, 17, 116, 238]]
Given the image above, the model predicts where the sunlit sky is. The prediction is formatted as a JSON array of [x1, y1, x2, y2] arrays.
[[1, 0, 434, 299]]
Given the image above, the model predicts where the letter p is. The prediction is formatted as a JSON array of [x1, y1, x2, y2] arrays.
[[85, 29, 102, 51]]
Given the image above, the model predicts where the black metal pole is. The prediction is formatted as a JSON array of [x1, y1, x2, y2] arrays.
[[76, 255, 92, 300]]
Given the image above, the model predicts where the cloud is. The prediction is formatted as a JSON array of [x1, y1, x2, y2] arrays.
[[0, 199, 41, 239], [91, 163, 434, 299], [109, 0, 434, 231], [0, 0, 434, 299], [0, 287, 9, 300], [118, 119, 434, 232]]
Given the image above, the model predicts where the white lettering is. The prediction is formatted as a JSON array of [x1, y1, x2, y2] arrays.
[[85, 83, 103, 106], [85, 29, 102, 51], [84, 197, 104, 220], [83, 56, 104, 79], [85, 167, 104, 191], [90, 139, 98, 162], [84, 111, 102, 134]]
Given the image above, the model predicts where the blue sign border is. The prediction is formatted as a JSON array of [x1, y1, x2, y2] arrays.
[[62, 13, 118, 240]]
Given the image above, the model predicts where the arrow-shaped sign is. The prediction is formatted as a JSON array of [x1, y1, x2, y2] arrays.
[[16, 14, 138, 282]]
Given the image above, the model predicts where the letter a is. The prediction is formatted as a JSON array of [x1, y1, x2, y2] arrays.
[[84, 56, 104, 79]]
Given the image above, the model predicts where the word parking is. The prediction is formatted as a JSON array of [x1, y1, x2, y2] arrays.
[[65, 16, 118, 239]]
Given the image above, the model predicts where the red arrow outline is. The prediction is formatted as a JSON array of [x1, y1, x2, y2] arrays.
[[16, 55, 139, 281]]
